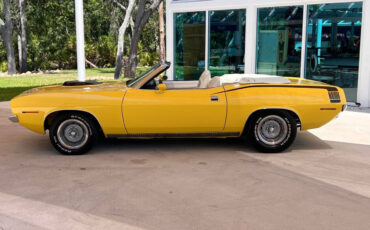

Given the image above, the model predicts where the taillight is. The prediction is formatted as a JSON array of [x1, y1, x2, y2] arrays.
[[328, 90, 340, 103]]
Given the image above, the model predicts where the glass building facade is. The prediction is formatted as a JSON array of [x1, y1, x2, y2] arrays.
[[169, 1, 367, 103], [305, 2, 363, 102]]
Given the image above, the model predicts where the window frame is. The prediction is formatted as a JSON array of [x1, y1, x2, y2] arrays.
[[208, 8, 247, 76], [172, 7, 248, 80], [173, 11, 207, 81], [255, 5, 305, 77]]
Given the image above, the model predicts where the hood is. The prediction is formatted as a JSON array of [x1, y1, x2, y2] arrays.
[[15, 81, 127, 98]]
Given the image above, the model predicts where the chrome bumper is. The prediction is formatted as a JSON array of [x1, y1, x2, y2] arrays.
[[9, 115, 18, 123]]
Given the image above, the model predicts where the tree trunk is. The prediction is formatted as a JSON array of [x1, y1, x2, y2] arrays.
[[125, 0, 162, 78], [114, 0, 135, 79], [125, 31, 139, 79], [1, 0, 16, 75], [109, 0, 118, 38], [86, 59, 98, 69], [19, 0, 27, 73], [158, 1, 165, 61], [18, 34, 22, 70]]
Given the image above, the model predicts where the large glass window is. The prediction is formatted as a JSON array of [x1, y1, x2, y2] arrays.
[[305, 2, 363, 102], [256, 6, 303, 77], [208, 9, 246, 76], [174, 12, 206, 80]]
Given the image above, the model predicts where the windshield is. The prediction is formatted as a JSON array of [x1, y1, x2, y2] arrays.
[[127, 62, 165, 88]]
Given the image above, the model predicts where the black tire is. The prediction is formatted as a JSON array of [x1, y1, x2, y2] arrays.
[[246, 111, 297, 153], [49, 113, 97, 155]]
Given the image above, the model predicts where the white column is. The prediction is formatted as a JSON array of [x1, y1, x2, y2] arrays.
[[245, 6, 257, 74], [205, 10, 209, 71], [166, 9, 174, 80], [300, 4, 307, 78], [75, 0, 86, 82], [358, 0, 370, 107]]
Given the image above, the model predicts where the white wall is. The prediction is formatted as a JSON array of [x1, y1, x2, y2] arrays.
[[358, 0, 370, 107], [166, 0, 370, 107]]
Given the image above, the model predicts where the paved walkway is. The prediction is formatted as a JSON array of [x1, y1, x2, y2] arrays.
[[1, 101, 370, 230]]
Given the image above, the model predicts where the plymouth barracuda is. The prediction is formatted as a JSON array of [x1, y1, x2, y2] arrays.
[[9, 61, 347, 154]]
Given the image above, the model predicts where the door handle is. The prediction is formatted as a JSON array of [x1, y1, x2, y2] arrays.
[[210, 96, 219, 102]]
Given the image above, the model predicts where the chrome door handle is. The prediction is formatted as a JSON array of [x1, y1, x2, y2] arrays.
[[210, 96, 219, 101]]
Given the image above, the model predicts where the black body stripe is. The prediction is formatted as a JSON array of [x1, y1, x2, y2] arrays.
[[214, 84, 339, 94]]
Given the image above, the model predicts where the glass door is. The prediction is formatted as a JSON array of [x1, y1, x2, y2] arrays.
[[208, 9, 246, 77], [174, 12, 206, 80], [256, 6, 304, 77]]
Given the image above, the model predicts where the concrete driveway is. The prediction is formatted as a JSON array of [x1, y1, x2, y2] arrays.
[[0, 101, 370, 230]]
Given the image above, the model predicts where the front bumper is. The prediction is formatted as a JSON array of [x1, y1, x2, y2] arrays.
[[9, 115, 18, 123]]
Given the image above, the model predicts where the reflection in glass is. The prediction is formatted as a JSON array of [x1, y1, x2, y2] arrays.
[[209, 9, 246, 76], [256, 6, 303, 77], [305, 2, 362, 102], [174, 12, 206, 80]]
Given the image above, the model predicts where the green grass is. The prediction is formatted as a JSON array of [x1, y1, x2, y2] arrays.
[[0, 67, 150, 101]]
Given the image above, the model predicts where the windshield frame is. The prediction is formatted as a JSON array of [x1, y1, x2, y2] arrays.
[[127, 61, 171, 89]]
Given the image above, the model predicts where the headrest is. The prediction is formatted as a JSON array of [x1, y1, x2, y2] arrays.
[[207, 77, 221, 88], [197, 70, 211, 88]]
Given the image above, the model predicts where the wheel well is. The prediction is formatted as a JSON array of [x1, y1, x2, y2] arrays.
[[44, 110, 104, 135], [243, 109, 301, 135]]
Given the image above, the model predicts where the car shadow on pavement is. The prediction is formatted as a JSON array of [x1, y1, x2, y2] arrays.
[[15, 130, 332, 156], [91, 131, 332, 155], [94, 137, 252, 155], [289, 131, 333, 151]]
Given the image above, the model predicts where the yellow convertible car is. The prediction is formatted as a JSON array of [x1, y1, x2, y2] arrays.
[[10, 61, 346, 155]]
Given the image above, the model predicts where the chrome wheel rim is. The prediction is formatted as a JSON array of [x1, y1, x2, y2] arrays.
[[57, 119, 89, 150], [257, 115, 288, 146]]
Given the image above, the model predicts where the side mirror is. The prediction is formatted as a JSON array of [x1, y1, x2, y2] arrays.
[[157, 83, 167, 92], [159, 75, 168, 83]]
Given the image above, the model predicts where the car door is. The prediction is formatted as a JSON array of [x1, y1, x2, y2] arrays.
[[122, 87, 227, 134]]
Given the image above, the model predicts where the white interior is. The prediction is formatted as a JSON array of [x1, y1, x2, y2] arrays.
[[164, 72, 291, 89], [164, 80, 199, 89], [219, 74, 291, 84], [197, 70, 211, 88], [206, 74, 290, 88]]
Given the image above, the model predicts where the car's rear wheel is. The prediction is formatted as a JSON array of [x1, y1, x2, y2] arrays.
[[247, 111, 297, 153], [49, 113, 96, 155]]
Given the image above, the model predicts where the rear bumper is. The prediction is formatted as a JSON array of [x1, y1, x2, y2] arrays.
[[9, 115, 18, 123]]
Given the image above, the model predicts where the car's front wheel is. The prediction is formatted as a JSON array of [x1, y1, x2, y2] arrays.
[[49, 113, 97, 155], [247, 111, 297, 153]]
